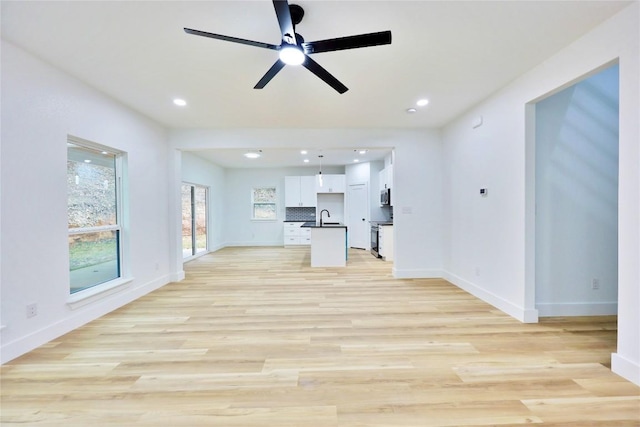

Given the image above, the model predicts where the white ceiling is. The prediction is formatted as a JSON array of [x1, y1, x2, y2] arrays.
[[1, 0, 631, 168]]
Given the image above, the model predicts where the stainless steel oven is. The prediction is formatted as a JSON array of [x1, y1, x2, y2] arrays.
[[371, 223, 380, 258]]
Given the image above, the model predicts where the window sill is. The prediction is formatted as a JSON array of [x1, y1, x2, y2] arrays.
[[251, 219, 278, 222], [67, 277, 133, 310]]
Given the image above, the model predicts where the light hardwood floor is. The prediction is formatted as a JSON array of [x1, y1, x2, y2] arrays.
[[1, 247, 638, 426]]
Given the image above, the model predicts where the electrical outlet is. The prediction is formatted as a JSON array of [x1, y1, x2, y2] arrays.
[[591, 278, 600, 290], [26, 303, 38, 318]]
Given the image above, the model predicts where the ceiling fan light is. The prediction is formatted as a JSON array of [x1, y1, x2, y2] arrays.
[[279, 46, 305, 66]]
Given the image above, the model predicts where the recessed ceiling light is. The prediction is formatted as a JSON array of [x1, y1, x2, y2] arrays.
[[244, 151, 261, 159], [406, 108, 417, 113], [353, 159, 360, 163], [173, 98, 187, 107], [303, 159, 309, 163], [101, 151, 108, 155], [84, 159, 92, 163], [300, 150, 308, 155], [359, 149, 367, 155], [417, 98, 429, 107]]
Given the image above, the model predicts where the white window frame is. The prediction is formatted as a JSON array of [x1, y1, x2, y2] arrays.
[[67, 136, 130, 305], [251, 186, 277, 221]]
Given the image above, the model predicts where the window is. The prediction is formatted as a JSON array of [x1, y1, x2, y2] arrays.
[[182, 183, 208, 258], [67, 139, 123, 294], [252, 187, 277, 220]]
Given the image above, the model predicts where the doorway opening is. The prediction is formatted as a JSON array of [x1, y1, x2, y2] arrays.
[[531, 63, 619, 317], [182, 183, 208, 259]]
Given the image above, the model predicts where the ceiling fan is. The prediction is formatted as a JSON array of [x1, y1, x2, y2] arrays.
[[184, 0, 392, 94]]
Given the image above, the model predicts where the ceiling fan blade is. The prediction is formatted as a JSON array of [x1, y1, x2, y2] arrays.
[[272, 0, 295, 42], [302, 56, 348, 94], [184, 27, 278, 50], [254, 60, 286, 89], [303, 30, 392, 54]]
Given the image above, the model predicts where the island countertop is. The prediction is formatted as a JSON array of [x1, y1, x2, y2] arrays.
[[300, 221, 347, 229]]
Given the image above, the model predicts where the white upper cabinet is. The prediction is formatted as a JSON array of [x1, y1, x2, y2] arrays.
[[316, 174, 346, 193], [386, 164, 393, 190], [299, 176, 317, 206], [379, 165, 393, 192], [285, 176, 316, 207]]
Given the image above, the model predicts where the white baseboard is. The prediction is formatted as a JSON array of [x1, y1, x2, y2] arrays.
[[612, 352, 640, 386], [1, 274, 171, 364], [225, 241, 283, 247], [443, 271, 539, 323], [208, 243, 225, 252], [537, 302, 618, 317], [170, 270, 185, 282]]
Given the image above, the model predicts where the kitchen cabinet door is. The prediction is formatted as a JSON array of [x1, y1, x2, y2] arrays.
[[380, 225, 394, 261], [379, 169, 387, 192], [285, 176, 302, 207], [284, 222, 311, 246], [299, 176, 317, 207], [316, 174, 346, 193], [286, 176, 317, 207]]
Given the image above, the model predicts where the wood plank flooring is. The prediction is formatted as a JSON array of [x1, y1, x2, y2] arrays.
[[2, 247, 638, 426]]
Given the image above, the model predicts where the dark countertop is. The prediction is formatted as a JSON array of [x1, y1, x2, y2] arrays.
[[371, 221, 394, 226], [301, 221, 347, 229]]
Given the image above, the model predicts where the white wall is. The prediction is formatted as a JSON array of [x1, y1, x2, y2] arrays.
[[169, 128, 444, 278], [181, 152, 226, 252], [442, 3, 639, 384], [535, 65, 619, 316], [223, 166, 342, 246], [345, 160, 386, 224], [0, 41, 172, 363]]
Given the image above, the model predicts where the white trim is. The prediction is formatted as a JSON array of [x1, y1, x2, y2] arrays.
[[183, 250, 210, 263], [443, 271, 539, 323], [251, 186, 277, 221], [69, 224, 119, 235], [67, 136, 127, 294], [67, 277, 133, 309], [612, 353, 640, 386], [2, 275, 170, 364], [536, 302, 618, 317], [170, 271, 185, 282], [225, 241, 283, 247]]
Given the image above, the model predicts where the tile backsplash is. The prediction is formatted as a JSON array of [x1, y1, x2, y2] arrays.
[[285, 207, 316, 221]]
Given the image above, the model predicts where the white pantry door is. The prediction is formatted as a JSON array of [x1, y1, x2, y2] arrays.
[[348, 183, 369, 250]]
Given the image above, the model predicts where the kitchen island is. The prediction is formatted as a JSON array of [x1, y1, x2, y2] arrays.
[[301, 222, 347, 267]]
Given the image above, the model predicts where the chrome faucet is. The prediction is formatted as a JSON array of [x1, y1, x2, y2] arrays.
[[320, 209, 330, 226]]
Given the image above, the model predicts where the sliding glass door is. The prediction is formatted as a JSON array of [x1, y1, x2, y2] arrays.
[[182, 183, 207, 258]]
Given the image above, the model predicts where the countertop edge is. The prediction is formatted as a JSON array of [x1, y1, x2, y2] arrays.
[[300, 221, 347, 229]]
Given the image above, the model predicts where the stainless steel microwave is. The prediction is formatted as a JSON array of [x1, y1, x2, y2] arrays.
[[380, 188, 391, 205]]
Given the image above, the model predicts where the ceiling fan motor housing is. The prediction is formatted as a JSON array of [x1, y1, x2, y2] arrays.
[[290, 4, 304, 25]]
